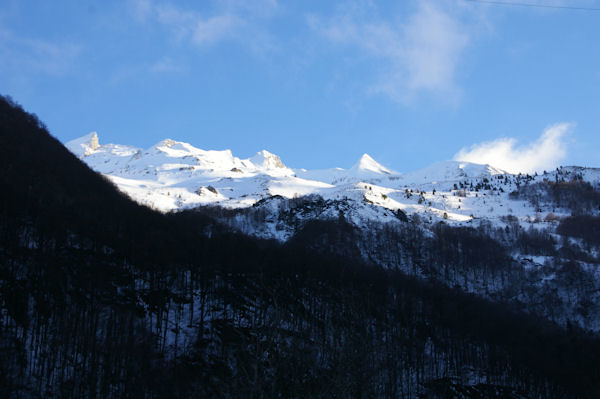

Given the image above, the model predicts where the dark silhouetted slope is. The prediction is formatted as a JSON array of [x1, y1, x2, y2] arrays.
[[1, 95, 600, 398]]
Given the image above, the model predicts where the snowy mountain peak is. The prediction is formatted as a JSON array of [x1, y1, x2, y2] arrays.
[[65, 133, 598, 241], [156, 138, 178, 148], [66, 132, 100, 158], [402, 160, 506, 184], [351, 153, 393, 175], [250, 150, 286, 170], [150, 139, 204, 156]]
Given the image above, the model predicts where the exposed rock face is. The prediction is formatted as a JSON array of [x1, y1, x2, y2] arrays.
[[65, 132, 100, 157], [88, 132, 100, 152], [251, 150, 286, 169]]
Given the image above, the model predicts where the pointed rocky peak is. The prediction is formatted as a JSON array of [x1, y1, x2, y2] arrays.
[[65, 132, 100, 158], [351, 153, 392, 175], [250, 150, 286, 170], [88, 132, 100, 150]]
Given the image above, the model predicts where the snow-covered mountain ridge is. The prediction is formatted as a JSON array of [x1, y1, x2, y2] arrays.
[[65, 132, 600, 332], [66, 132, 600, 239]]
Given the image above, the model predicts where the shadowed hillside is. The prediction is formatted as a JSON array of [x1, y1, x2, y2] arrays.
[[1, 95, 600, 398]]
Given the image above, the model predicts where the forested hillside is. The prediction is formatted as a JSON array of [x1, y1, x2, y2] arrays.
[[2, 95, 600, 398]]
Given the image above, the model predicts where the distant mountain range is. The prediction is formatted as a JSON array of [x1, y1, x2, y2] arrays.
[[67, 132, 600, 240]]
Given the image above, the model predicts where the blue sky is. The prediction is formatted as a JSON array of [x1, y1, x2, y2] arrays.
[[1, 0, 599, 172]]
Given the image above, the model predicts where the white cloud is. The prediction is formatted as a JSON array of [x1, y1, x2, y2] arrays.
[[310, 1, 470, 103], [453, 123, 571, 174], [132, 0, 276, 51], [151, 3, 240, 45], [400, 3, 468, 93], [191, 14, 242, 46]]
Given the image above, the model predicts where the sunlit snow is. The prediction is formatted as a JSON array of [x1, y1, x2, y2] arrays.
[[65, 132, 600, 233]]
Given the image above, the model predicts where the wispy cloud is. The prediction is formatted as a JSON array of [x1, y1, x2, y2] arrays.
[[150, 57, 187, 73], [453, 123, 571, 173], [130, 0, 277, 52], [467, 0, 598, 12], [0, 25, 81, 76], [109, 57, 187, 85], [309, 1, 471, 104], [153, 4, 242, 46]]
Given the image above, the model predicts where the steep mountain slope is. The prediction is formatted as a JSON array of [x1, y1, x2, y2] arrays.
[[62, 132, 600, 333], [4, 95, 600, 398]]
